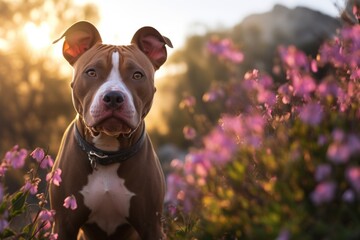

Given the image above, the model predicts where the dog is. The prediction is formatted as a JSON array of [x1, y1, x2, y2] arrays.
[[50, 21, 172, 240]]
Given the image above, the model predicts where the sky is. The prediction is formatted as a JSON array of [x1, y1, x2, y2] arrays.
[[80, 0, 342, 51]]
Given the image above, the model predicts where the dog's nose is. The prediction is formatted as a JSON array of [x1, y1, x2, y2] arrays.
[[103, 91, 125, 109]]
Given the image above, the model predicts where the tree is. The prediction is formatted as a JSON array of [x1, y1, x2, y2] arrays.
[[0, 0, 99, 155]]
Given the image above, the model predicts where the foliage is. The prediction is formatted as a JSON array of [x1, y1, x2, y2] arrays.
[[0, 0, 98, 155], [0, 146, 76, 239], [164, 24, 360, 239]]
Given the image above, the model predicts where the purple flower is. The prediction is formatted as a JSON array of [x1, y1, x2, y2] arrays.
[[165, 173, 187, 203], [298, 102, 323, 126], [38, 209, 55, 230], [0, 218, 9, 232], [292, 74, 317, 97], [43, 233, 58, 240], [276, 229, 290, 240], [207, 38, 244, 63], [203, 127, 237, 165], [278, 45, 308, 70], [4, 145, 28, 169], [221, 114, 244, 137], [342, 189, 355, 203], [317, 80, 341, 99], [30, 147, 45, 162], [310, 181, 336, 205], [22, 178, 41, 195], [278, 83, 293, 104], [0, 184, 3, 201], [327, 131, 360, 164], [346, 167, 360, 193], [327, 143, 351, 164], [257, 90, 276, 106], [315, 164, 332, 182], [63, 195, 77, 210], [46, 168, 62, 186], [40, 155, 54, 169]]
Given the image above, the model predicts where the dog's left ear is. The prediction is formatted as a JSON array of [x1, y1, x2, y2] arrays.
[[53, 21, 102, 65], [131, 27, 173, 70]]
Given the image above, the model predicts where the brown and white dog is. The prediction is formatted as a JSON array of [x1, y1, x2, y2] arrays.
[[50, 21, 172, 240]]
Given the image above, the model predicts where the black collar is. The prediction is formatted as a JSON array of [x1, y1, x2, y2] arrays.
[[74, 124, 146, 169]]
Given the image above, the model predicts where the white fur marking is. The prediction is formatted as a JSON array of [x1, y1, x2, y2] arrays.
[[89, 51, 136, 122], [80, 163, 135, 235]]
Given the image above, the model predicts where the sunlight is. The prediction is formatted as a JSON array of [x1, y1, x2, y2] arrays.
[[23, 22, 51, 51]]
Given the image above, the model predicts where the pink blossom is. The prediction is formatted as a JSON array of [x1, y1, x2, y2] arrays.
[[310, 181, 336, 205], [311, 59, 318, 73], [22, 178, 41, 195], [202, 87, 225, 102], [4, 145, 28, 169], [179, 96, 196, 109], [292, 74, 317, 97], [165, 173, 187, 203], [63, 195, 77, 210], [346, 167, 360, 193], [257, 90, 276, 106], [278, 45, 308, 70], [221, 114, 244, 137], [207, 38, 244, 63], [244, 114, 265, 134], [0, 163, 8, 177], [183, 126, 197, 140], [38, 209, 55, 230], [203, 127, 237, 165], [327, 131, 360, 164], [299, 102, 323, 126], [43, 233, 58, 240], [46, 168, 62, 186], [30, 147, 45, 162], [170, 159, 184, 170], [317, 80, 340, 98], [278, 83, 293, 104], [40, 155, 54, 169]]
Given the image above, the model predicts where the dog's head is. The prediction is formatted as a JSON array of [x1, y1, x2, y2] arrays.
[[54, 21, 172, 141]]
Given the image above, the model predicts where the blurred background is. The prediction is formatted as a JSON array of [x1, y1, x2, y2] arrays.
[[0, 0, 350, 170]]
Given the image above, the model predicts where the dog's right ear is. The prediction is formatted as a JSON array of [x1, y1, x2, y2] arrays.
[[53, 21, 102, 65]]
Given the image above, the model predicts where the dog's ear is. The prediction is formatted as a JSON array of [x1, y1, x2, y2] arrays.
[[131, 27, 173, 70], [53, 21, 102, 65]]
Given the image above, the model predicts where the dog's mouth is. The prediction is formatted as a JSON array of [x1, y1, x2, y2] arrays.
[[89, 116, 136, 138]]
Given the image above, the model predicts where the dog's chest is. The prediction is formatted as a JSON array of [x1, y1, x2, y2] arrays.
[[80, 163, 135, 235]]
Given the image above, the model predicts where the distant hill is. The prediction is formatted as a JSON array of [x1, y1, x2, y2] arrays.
[[231, 4, 341, 75], [154, 4, 342, 157]]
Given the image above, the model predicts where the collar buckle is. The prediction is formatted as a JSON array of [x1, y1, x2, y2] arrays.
[[88, 151, 109, 170]]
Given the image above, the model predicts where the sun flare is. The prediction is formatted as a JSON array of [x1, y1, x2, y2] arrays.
[[23, 22, 51, 51]]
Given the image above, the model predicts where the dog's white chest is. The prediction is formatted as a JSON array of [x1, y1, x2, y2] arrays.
[[80, 163, 135, 235]]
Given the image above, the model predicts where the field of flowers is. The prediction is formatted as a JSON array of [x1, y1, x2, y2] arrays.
[[0, 24, 359, 239]]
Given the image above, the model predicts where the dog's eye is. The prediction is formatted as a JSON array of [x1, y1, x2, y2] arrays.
[[132, 71, 143, 80], [86, 69, 97, 78]]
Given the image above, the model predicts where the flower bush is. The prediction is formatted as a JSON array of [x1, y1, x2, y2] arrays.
[[0, 146, 76, 239], [165, 25, 360, 239], [0, 24, 359, 240]]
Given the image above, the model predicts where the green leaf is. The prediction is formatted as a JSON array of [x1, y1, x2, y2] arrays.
[[0, 228, 15, 238], [10, 191, 28, 218]]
